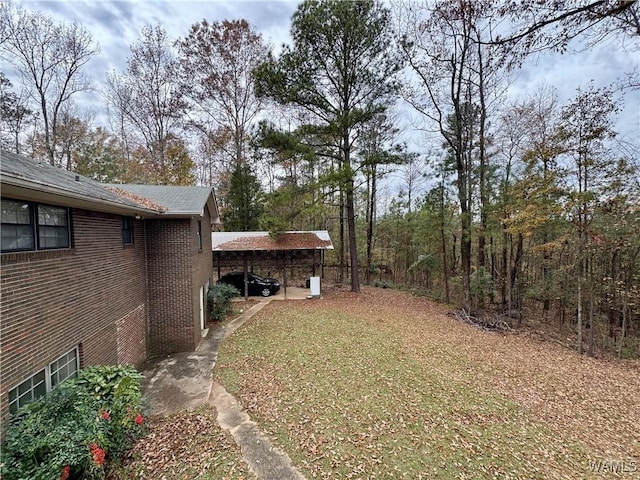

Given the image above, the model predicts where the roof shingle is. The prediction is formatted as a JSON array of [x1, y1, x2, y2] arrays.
[[212, 231, 334, 251]]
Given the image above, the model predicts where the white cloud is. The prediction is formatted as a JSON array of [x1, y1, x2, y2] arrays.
[[8, 1, 639, 147]]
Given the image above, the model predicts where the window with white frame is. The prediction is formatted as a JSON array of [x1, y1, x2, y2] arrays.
[[1, 198, 70, 252], [8, 347, 79, 414]]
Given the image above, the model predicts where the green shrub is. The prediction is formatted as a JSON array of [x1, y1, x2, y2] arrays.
[[470, 266, 494, 301], [374, 280, 395, 289], [208, 283, 240, 320], [1, 365, 147, 480]]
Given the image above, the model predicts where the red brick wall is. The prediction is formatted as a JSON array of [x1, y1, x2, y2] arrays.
[[145, 209, 214, 358], [117, 304, 147, 366], [0, 208, 148, 426], [191, 207, 214, 347], [144, 218, 194, 357]]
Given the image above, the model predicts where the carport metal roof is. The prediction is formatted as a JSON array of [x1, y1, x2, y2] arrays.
[[212, 231, 334, 251]]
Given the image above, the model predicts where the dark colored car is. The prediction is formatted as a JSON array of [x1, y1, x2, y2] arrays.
[[217, 272, 280, 297]]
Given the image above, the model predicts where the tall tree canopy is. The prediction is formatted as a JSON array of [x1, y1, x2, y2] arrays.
[[222, 161, 264, 231], [0, 1, 98, 165], [0, 72, 32, 154], [106, 25, 188, 185], [255, 0, 402, 292], [177, 19, 269, 169], [398, 0, 501, 311]]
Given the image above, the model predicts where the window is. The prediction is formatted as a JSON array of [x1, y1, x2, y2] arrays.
[[122, 216, 133, 245], [197, 220, 203, 250], [8, 348, 79, 415], [49, 348, 79, 388], [1, 198, 70, 252], [8, 371, 46, 415], [1, 199, 35, 251], [37, 205, 69, 249]]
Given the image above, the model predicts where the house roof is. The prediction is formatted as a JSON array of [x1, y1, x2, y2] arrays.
[[212, 231, 334, 251], [0, 150, 220, 222], [107, 184, 219, 220], [0, 150, 158, 216]]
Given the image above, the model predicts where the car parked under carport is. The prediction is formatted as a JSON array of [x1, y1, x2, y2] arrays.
[[217, 272, 280, 297]]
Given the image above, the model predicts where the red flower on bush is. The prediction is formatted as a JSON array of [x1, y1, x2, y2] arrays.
[[135, 413, 144, 425], [60, 465, 70, 480], [89, 442, 105, 466], [101, 410, 111, 420]]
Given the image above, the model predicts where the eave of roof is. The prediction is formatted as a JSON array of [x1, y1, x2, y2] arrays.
[[0, 172, 161, 217], [212, 231, 334, 251], [107, 184, 221, 221], [0, 151, 221, 221]]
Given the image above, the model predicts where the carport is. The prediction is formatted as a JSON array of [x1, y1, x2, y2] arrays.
[[212, 231, 334, 299]]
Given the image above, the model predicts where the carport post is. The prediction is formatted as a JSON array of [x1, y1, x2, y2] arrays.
[[216, 252, 221, 279], [243, 252, 248, 300], [312, 249, 317, 277], [283, 250, 287, 300]]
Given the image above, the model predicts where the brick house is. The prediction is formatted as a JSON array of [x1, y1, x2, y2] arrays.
[[0, 150, 220, 425]]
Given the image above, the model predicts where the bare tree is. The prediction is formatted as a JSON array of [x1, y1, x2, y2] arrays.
[[492, 0, 639, 55], [0, 2, 98, 165], [0, 71, 32, 153], [177, 19, 269, 170], [495, 85, 563, 319], [557, 84, 620, 354], [397, 0, 501, 311], [106, 25, 185, 184], [359, 113, 402, 284]]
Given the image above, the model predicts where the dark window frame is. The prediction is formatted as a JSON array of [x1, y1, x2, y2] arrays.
[[1, 198, 71, 253], [122, 216, 134, 245], [197, 220, 203, 250]]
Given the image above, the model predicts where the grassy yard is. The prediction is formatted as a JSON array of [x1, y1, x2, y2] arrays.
[[215, 287, 640, 479]]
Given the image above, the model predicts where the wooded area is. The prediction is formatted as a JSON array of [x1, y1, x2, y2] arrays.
[[1, 0, 638, 357]]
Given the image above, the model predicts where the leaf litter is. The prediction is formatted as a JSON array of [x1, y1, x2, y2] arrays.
[[216, 287, 640, 479], [108, 405, 255, 480]]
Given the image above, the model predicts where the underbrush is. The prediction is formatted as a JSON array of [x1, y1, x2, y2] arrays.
[[208, 283, 241, 321]]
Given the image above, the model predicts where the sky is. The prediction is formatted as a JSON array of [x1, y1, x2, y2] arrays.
[[6, 0, 640, 168]]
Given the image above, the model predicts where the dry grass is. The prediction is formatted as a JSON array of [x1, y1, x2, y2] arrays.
[[216, 287, 640, 479]]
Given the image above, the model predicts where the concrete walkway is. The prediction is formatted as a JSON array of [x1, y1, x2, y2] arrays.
[[210, 383, 305, 480], [140, 295, 308, 480]]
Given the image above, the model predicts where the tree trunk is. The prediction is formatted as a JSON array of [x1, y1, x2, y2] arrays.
[[510, 233, 524, 313], [501, 230, 509, 308], [577, 272, 583, 354], [461, 209, 472, 312], [588, 288, 594, 357], [338, 188, 345, 284], [366, 165, 377, 285], [543, 243, 551, 320], [618, 293, 627, 360], [452, 234, 458, 274], [440, 185, 450, 304], [345, 178, 360, 293], [477, 34, 488, 275]]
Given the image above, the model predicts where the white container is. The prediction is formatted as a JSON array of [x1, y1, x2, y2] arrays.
[[310, 276, 321, 297]]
